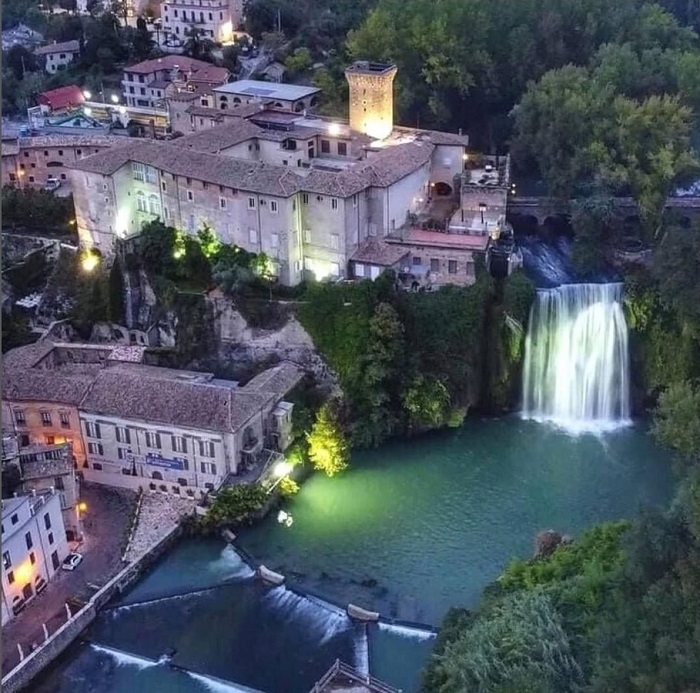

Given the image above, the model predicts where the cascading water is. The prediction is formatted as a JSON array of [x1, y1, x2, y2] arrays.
[[522, 283, 631, 433]]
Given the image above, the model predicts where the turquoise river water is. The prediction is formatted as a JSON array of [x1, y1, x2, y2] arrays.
[[33, 417, 674, 693]]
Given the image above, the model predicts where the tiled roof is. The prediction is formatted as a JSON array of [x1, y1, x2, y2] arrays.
[[242, 362, 304, 398], [37, 85, 84, 111], [396, 229, 490, 251], [2, 370, 95, 406], [68, 137, 435, 198], [394, 126, 469, 147], [351, 240, 410, 267], [19, 134, 121, 149], [125, 55, 228, 83], [2, 342, 56, 371], [35, 39, 80, 56], [174, 119, 264, 152]]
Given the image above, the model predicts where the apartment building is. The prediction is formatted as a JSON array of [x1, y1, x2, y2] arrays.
[[69, 63, 496, 287], [34, 40, 80, 74], [1, 491, 69, 624], [1, 134, 120, 188], [19, 443, 81, 540], [213, 81, 321, 113], [2, 342, 303, 497], [161, 0, 243, 43], [122, 55, 229, 108]]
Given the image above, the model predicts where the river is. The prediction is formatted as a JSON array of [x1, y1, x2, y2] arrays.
[[34, 418, 673, 693]]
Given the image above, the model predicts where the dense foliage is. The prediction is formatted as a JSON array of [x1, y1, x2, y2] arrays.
[[298, 271, 534, 447], [185, 484, 270, 536], [306, 402, 349, 476], [1, 187, 75, 235]]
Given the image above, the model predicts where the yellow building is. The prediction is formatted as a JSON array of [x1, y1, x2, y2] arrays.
[[345, 61, 397, 141]]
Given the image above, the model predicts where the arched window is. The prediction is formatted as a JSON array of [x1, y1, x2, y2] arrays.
[[152, 471, 163, 480], [220, 95, 228, 110], [148, 194, 160, 216], [233, 96, 241, 104], [136, 190, 146, 212]]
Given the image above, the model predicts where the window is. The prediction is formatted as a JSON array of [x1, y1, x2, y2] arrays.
[[29, 552, 36, 565], [51, 551, 59, 571], [41, 411, 52, 426], [25, 532, 33, 550], [412, 256, 422, 266], [199, 440, 215, 457], [219, 197, 226, 209], [270, 200, 278, 213], [175, 457, 189, 471], [330, 234, 339, 250], [3, 551, 12, 569], [29, 176, 35, 183], [172, 436, 187, 453], [161, 180, 166, 192], [45, 436, 55, 445], [11, 514, 18, 525], [146, 432, 161, 449], [136, 191, 147, 212], [88, 442, 104, 456], [178, 477, 188, 487], [132, 162, 145, 181], [91, 462, 103, 471], [59, 412, 70, 428], [321, 139, 330, 154], [303, 229, 311, 243], [44, 513, 51, 530], [48, 532, 54, 545], [85, 422, 101, 439], [54, 476, 65, 491], [14, 410, 26, 424], [331, 198, 338, 210], [7, 571, 14, 584], [448, 259, 458, 274], [188, 215, 195, 232], [117, 447, 130, 461], [115, 427, 130, 444], [200, 461, 217, 475], [337, 142, 348, 156], [301, 193, 308, 204], [187, 190, 194, 202], [248, 196, 256, 209], [148, 194, 160, 215], [58, 150, 64, 156], [271, 232, 279, 248], [248, 229, 257, 244], [430, 258, 440, 272]]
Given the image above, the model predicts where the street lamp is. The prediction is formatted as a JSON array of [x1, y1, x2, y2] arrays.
[[111, 94, 119, 104], [267, 460, 292, 493], [76, 501, 87, 541]]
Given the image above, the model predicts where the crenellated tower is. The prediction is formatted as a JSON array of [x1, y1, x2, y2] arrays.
[[345, 61, 397, 141]]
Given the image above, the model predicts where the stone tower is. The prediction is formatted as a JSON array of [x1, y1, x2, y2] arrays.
[[345, 61, 398, 141]]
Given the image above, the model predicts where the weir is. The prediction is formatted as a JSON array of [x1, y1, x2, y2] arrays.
[[522, 282, 631, 433]]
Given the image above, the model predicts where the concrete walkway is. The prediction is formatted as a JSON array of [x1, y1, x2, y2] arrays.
[[123, 492, 195, 563]]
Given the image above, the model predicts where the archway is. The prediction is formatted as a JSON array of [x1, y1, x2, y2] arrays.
[[294, 101, 305, 112], [434, 181, 452, 197], [152, 471, 163, 480]]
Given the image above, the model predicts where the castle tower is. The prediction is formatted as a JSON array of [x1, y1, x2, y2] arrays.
[[345, 61, 397, 141]]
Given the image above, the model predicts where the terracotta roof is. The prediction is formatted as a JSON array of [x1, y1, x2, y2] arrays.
[[174, 119, 264, 152], [19, 134, 121, 149], [242, 362, 304, 399], [125, 56, 229, 83], [35, 39, 80, 56], [2, 342, 56, 371], [350, 240, 410, 267], [2, 370, 95, 406], [69, 137, 435, 198], [394, 126, 469, 147], [37, 85, 84, 111]]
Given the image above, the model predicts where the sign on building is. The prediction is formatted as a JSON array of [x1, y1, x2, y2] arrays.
[[145, 453, 185, 471]]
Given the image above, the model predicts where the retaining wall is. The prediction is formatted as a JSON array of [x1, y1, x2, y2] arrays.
[[1, 524, 182, 693]]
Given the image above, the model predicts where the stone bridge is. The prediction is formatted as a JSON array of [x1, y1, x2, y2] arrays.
[[507, 195, 700, 226]]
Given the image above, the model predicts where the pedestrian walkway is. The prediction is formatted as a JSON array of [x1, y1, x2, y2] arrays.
[[123, 492, 195, 563]]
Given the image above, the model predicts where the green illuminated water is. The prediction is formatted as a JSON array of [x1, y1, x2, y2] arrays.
[[239, 417, 674, 626]]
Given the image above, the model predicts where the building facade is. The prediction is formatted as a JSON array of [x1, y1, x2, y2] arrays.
[[345, 61, 397, 141], [34, 40, 80, 74], [122, 55, 229, 109], [213, 81, 321, 113], [161, 0, 243, 43], [1, 492, 70, 624]]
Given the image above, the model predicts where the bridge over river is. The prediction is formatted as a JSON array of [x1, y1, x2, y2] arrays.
[[507, 195, 700, 225]]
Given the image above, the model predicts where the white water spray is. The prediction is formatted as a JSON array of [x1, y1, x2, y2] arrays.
[[522, 283, 631, 433]]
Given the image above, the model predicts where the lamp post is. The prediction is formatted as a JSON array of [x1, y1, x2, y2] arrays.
[[76, 501, 87, 541], [267, 460, 292, 494], [479, 202, 486, 225]]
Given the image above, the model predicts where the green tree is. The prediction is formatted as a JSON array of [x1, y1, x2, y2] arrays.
[[284, 47, 312, 77], [402, 375, 450, 429], [570, 192, 617, 275], [652, 380, 700, 462], [4, 45, 38, 80], [183, 25, 215, 62], [307, 402, 349, 476], [108, 258, 125, 324], [132, 15, 155, 61]]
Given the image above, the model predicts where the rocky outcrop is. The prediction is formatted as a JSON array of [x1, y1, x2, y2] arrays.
[[534, 529, 564, 558]]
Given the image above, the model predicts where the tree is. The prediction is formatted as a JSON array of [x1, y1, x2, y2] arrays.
[[183, 25, 215, 62], [402, 375, 450, 429], [221, 44, 240, 75], [570, 192, 617, 275], [4, 45, 38, 80], [284, 46, 312, 78], [132, 15, 154, 61], [108, 258, 125, 324], [652, 380, 700, 463], [307, 402, 349, 476]]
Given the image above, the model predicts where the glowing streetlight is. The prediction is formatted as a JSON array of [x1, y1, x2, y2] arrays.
[[111, 94, 119, 104], [267, 460, 293, 493], [83, 90, 92, 100], [77, 502, 87, 512], [80, 250, 100, 273]]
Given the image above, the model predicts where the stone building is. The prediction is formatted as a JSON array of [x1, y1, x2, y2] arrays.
[[161, 0, 243, 43], [1, 491, 70, 624], [69, 62, 507, 287], [2, 342, 303, 498], [34, 40, 80, 74], [1, 134, 120, 189]]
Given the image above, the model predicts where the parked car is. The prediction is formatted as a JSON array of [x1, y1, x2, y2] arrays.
[[61, 552, 83, 571], [44, 177, 61, 192]]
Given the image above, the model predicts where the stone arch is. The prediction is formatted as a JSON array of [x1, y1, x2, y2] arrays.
[[233, 96, 241, 104], [543, 214, 569, 233], [220, 95, 228, 110], [434, 181, 452, 197], [310, 96, 319, 107], [294, 100, 305, 112], [507, 213, 539, 234]]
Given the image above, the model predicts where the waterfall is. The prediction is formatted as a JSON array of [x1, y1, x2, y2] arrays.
[[522, 283, 631, 433]]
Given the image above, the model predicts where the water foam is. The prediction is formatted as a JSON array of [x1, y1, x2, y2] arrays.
[[378, 622, 437, 641], [522, 283, 631, 434], [187, 671, 264, 693], [90, 643, 158, 669], [354, 624, 370, 676]]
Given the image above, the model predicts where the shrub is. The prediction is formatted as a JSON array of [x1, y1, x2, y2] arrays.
[[307, 403, 349, 476]]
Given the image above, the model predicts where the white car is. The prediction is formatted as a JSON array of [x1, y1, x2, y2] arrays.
[[61, 552, 83, 571], [44, 177, 61, 192]]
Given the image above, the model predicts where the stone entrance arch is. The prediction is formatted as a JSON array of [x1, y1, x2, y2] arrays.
[[434, 181, 452, 197]]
